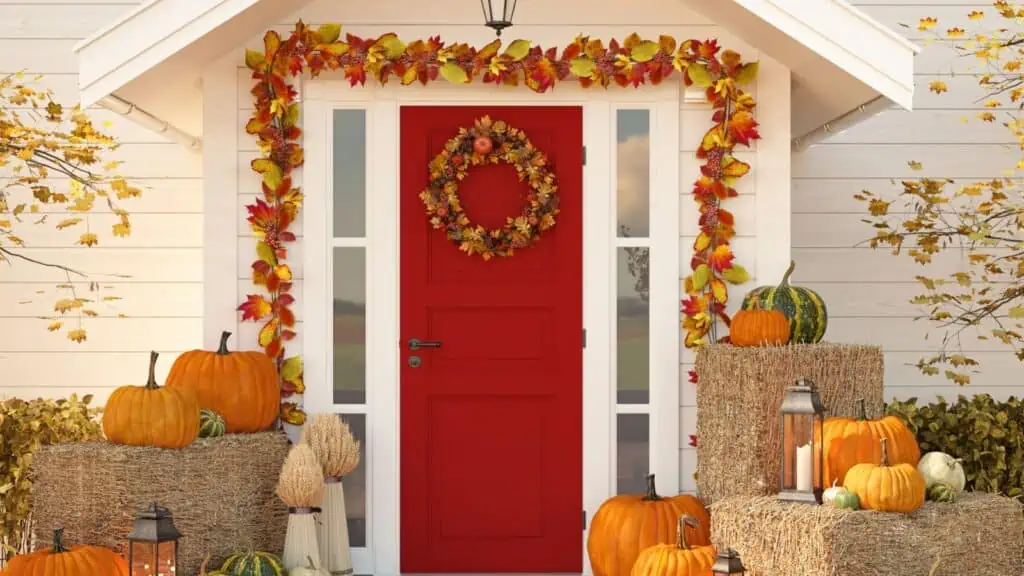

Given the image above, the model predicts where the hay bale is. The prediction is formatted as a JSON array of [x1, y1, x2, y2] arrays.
[[710, 494, 1024, 576], [30, 432, 289, 575], [695, 344, 883, 503]]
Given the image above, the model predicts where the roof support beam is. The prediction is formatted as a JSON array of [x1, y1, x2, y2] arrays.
[[99, 94, 203, 152]]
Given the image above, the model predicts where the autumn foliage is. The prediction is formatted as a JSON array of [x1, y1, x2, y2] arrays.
[[858, 1, 1024, 384], [0, 73, 140, 342]]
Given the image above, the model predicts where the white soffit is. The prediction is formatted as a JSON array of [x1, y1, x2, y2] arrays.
[[679, 0, 919, 142]]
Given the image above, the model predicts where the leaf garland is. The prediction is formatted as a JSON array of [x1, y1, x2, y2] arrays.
[[242, 21, 760, 425]]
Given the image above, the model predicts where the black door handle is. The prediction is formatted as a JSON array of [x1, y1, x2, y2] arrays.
[[408, 338, 442, 351]]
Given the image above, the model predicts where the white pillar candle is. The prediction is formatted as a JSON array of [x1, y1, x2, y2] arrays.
[[796, 443, 813, 492]]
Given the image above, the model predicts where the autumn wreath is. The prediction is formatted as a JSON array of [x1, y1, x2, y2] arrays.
[[419, 115, 559, 260]]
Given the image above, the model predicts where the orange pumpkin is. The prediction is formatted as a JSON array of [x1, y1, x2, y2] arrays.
[[102, 351, 200, 449], [630, 515, 715, 576], [165, 331, 280, 433], [820, 397, 921, 487], [843, 437, 926, 513], [729, 303, 790, 347], [4, 528, 128, 576], [587, 475, 711, 576]]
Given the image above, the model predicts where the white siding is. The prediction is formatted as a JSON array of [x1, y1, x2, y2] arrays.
[[218, 0, 785, 495], [793, 0, 1024, 404], [0, 1, 203, 404]]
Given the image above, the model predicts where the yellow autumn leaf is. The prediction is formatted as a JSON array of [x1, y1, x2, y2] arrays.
[[55, 217, 82, 230], [258, 318, 279, 347], [692, 264, 711, 291], [67, 329, 87, 343], [317, 23, 342, 44], [694, 233, 711, 253], [721, 265, 750, 285], [1009, 306, 1024, 319], [908, 160, 924, 171], [503, 39, 532, 61], [967, 10, 984, 20], [687, 64, 713, 88], [570, 57, 597, 78], [710, 278, 728, 304], [46, 321, 62, 332], [918, 17, 938, 31], [274, 264, 293, 282], [440, 62, 469, 84], [630, 41, 660, 62], [54, 299, 82, 313], [76, 233, 99, 247], [947, 27, 965, 38], [280, 356, 303, 383], [929, 80, 948, 94], [734, 62, 759, 85]]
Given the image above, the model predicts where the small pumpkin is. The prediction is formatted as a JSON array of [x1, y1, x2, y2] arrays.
[[729, 301, 790, 347], [629, 515, 716, 576], [165, 331, 280, 434], [221, 550, 285, 576], [740, 260, 827, 343], [843, 437, 926, 513], [199, 408, 227, 438], [927, 481, 957, 503], [587, 474, 711, 576], [102, 351, 200, 449], [820, 397, 921, 487], [823, 481, 860, 510], [473, 135, 493, 155], [289, 555, 329, 576], [3, 528, 128, 576], [917, 451, 966, 493]]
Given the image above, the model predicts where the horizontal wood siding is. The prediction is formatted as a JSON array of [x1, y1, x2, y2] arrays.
[[793, 1, 1024, 405], [0, 1, 203, 405]]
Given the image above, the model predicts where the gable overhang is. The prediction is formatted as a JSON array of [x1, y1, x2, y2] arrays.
[[679, 0, 919, 149]]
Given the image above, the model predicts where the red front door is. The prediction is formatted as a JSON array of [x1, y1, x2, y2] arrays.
[[399, 106, 584, 574]]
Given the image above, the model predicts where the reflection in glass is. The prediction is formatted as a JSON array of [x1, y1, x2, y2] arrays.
[[616, 109, 650, 237], [616, 414, 650, 494], [333, 109, 367, 238], [617, 248, 649, 404], [340, 413, 367, 547], [333, 248, 366, 404]]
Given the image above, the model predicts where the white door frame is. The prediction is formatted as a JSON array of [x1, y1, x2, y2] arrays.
[[302, 78, 680, 576]]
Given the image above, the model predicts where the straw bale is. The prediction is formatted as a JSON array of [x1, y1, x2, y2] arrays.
[[695, 344, 883, 503], [710, 493, 1024, 576], [29, 432, 290, 576]]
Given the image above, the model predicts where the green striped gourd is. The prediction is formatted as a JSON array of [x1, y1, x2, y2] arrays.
[[740, 260, 827, 343], [220, 551, 284, 576], [199, 408, 226, 438]]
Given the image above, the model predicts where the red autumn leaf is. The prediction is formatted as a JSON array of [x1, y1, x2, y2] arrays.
[[277, 293, 296, 307], [280, 329, 297, 341], [698, 39, 720, 59], [709, 244, 735, 272], [728, 110, 761, 147], [681, 295, 708, 317], [688, 434, 698, 448], [238, 294, 272, 322], [693, 176, 725, 200], [279, 306, 296, 327], [688, 369, 698, 384], [265, 337, 283, 360]]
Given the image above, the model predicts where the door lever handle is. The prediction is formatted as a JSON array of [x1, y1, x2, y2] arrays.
[[408, 338, 442, 351]]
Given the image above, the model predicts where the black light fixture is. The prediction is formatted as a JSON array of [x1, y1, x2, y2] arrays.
[[481, 0, 517, 36], [712, 547, 747, 575], [127, 503, 181, 576]]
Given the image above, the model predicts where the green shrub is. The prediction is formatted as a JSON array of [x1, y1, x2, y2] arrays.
[[0, 394, 101, 562], [885, 394, 1024, 499]]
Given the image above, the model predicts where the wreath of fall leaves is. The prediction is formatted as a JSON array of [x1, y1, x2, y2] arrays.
[[420, 115, 559, 260], [239, 21, 760, 426]]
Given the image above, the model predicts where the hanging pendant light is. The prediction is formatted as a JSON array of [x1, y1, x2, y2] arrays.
[[481, 0, 518, 36]]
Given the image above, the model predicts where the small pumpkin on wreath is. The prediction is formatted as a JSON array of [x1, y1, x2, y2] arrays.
[[419, 115, 559, 260]]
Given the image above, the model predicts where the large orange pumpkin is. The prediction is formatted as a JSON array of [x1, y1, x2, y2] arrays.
[[4, 528, 128, 576], [102, 351, 200, 449], [587, 475, 711, 576], [165, 330, 280, 433], [630, 516, 715, 576], [820, 397, 921, 487]]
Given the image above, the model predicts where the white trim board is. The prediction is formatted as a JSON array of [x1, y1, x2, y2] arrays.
[[301, 79, 681, 576]]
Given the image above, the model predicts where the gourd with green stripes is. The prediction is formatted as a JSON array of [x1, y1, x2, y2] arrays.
[[220, 551, 285, 576], [739, 260, 827, 344], [199, 408, 226, 438]]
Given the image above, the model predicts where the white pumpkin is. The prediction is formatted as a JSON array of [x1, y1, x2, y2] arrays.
[[917, 451, 966, 493], [822, 479, 845, 506], [289, 556, 329, 576]]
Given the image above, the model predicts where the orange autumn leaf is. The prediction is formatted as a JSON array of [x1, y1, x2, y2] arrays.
[[728, 111, 760, 146], [721, 156, 751, 180], [710, 277, 728, 304], [239, 294, 272, 321], [709, 244, 735, 272]]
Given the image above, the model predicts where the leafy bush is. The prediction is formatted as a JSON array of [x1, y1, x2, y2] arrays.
[[0, 394, 101, 562], [885, 394, 1024, 499]]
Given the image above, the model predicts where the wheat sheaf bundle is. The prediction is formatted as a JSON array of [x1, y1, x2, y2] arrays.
[[276, 443, 324, 508], [301, 413, 361, 478]]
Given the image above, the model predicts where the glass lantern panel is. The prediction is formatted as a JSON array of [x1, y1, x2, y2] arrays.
[[157, 541, 176, 576], [782, 413, 814, 491], [130, 542, 156, 576]]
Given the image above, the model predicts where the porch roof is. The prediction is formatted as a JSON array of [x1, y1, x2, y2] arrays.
[[74, 0, 918, 151]]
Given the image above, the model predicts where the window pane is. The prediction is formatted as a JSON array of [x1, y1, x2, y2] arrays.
[[340, 413, 367, 547], [616, 414, 649, 494], [333, 248, 366, 404], [332, 109, 367, 238], [617, 247, 649, 404], [616, 109, 650, 238]]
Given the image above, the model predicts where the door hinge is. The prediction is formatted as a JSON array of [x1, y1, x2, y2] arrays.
[[582, 328, 587, 349], [582, 510, 587, 530], [582, 145, 587, 166]]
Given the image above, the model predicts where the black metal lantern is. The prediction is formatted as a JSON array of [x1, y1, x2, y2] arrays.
[[712, 548, 746, 575], [127, 503, 181, 576], [777, 378, 826, 504], [480, 0, 517, 36]]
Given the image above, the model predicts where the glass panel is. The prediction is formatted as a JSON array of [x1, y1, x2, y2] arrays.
[[156, 541, 176, 576], [617, 247, 649, 404], [616, 109, 650, 238], [332, 109, 367, 238], [130, 542, 155, 576], [616, 414, 649, 494], [341, 413, 367, 547], [333, 248, 366, 404], [781, 414, 813, 491]]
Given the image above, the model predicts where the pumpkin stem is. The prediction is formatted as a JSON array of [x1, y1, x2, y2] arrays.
[[642, 474, 662, 501], [856, 398, 868, 420], [779, 260, 797, 287], [217, 331, 232, 355], [199, 554, 211, 576], [51, 528, 67, 553], [146, 351, 160, 389], [880, 437, 889, 467], [676, 515, 700, 550]]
